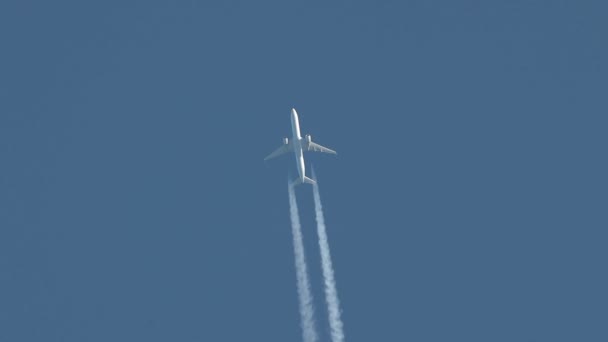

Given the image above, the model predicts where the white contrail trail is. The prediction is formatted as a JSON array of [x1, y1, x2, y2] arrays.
[[311, 171, 345, 342], [288, 181, 318, 342]]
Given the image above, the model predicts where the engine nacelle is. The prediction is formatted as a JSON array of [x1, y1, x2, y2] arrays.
[[283, 137, 289, 145], [305, 134, 312, 143]]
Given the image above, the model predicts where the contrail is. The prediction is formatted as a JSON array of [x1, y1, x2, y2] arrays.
[[288, 181, 318, 342], [311, 170, 345, 342]]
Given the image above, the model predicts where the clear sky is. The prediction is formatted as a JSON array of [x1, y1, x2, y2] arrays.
[[1, 1, 606, 341]]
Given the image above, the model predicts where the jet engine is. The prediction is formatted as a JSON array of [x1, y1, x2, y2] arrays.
[[305, 134, 312, 143], [283, 137, 289, 145]]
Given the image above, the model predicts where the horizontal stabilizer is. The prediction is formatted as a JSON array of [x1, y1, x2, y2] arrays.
[[292, 176, 316, 186]]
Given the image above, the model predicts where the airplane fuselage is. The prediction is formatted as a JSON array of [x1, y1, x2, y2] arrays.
[[290, 108, 306, 183]]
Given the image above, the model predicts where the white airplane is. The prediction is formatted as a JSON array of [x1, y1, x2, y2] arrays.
[[265, 108, 337, 185]]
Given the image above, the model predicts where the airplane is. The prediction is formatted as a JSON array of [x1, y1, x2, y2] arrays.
[[265, 108, 337, 186]]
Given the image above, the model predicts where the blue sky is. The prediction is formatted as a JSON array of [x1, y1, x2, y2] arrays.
[[1, 1, 606, 341]]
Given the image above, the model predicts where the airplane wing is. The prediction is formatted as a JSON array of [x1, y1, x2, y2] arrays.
[[264, 142, 293, 160], [304, 141, 337, 155]]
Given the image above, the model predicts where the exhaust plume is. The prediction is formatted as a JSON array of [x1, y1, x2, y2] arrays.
[[288, 182, 318, 342], [312, 171, 345, 342]]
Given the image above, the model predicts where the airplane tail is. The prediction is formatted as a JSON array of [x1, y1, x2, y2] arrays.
[[292, 176, 316, 186]]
